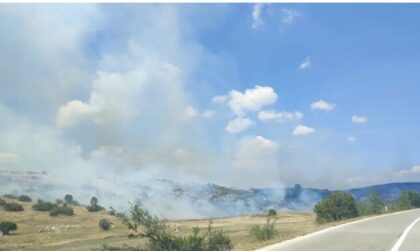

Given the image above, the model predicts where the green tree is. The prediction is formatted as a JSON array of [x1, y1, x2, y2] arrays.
[[64, 194, 73, 204], [91, 197, 98, 206], [267, 209, 277, 216], [314, 192, 359, 222], [87, 196, 103, 212], [368, 190, 385, 214]]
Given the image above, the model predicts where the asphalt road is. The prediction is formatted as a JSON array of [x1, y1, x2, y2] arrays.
[[256, 209, 420, 251]]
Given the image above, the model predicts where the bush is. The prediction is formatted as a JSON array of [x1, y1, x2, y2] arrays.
[[99, 218, 111, 230], [87, 205, 104, 212], [32, 199, 57, 211], [49, 207, 59, 216], [0, 198, 6, 206], [109, 207, 116, 216], [49, 205, 74, 216], [393, 191, 420, 211], [87, 196, 104, 212], [3, 194, 18, 200], [3, 202, 24, 212], [357, 191, 386, 216], [267, 209, 277, 216], [71, 200, 80, 206], [18, 195, 32, 202], [97, 202, 233, 251], [0, 221, 17, 235], [250, 218, 278, 241], [314, 192, 358, 222]]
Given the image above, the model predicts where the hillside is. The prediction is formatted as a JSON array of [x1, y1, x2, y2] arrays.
[[1, 171, 420, 219], [0, 196, 354, 251]]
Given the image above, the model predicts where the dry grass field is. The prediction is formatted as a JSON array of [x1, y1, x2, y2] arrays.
[[0, 196, 354, 251]]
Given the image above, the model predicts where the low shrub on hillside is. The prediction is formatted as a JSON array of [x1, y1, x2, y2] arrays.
[[3, 202, 24, 212], [87, 197, 104, 212], [3, 194, 18, 200], [0, 221, 17, 235], [314, 192, 358, 222], [99, 218, 112, 230], [0, 198, 6, 206], [250, 217, 278, 241], [95, 203, 233, 251], [18, 195, 32, 202], [32, 199, 57, 211], [49, 205, 74, 216], [108, 207, 116, 216], [267, 209, 277, 216]]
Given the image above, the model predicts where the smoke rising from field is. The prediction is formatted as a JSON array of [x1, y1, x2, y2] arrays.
[[1, 4, 416, 219]]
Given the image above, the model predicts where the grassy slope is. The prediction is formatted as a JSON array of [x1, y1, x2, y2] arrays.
[[0, 197, 352, 251]]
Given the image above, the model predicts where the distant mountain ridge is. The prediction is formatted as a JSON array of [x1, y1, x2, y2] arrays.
[[347, 182, 420, 201]]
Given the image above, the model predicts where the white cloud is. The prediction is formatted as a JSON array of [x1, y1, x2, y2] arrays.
[[299, 57, 311, 70], [251, 3, 266, 29], [227, 85, 278, 116], [282, 8, 300, 24], [398, 166, 420, 176], [232, 135, 279, 169], [0, 152, 20, 165], [347, 136, 356, 142], [225, 117, 255, 134], [352, 115, 368, 124], [310, 100, 335, 111], [292, 124, 315, 136], [258, 110, 303, 122], [212, 95, 227, 103], [56, 100, 96, 128], [185, 105, 199, 119], [202, 110, 215, 118]]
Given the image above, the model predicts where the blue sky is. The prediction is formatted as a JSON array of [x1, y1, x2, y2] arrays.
[[0, 4, 420, 189]]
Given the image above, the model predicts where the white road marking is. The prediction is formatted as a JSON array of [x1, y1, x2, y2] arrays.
[[390, 217, 420, 251]]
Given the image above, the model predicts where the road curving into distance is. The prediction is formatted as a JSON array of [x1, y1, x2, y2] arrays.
[[256, 208, 420, 251]]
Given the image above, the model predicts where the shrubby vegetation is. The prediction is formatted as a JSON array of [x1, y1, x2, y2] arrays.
[[3, 202, 24, 212], [17, 194, 32, 202], [64, 194, 73, 204], [49, 205, 74, 216], [95, 203, 233, 251], [267, 209, 277, 216], [87, 197, 104, 212], [392, 191, 420, 211], [32, 199, 57, 211], [314, 192, 358, 222], [3, 194, 18, 200], [0, 221, 17, 235], [357, 191, 385, 216], [250, 217, 278, 241], [0, 198, 6, 206], [109, 207, 116, 216], [64, 194, 80, 206], [99, 218, 112, 230]]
